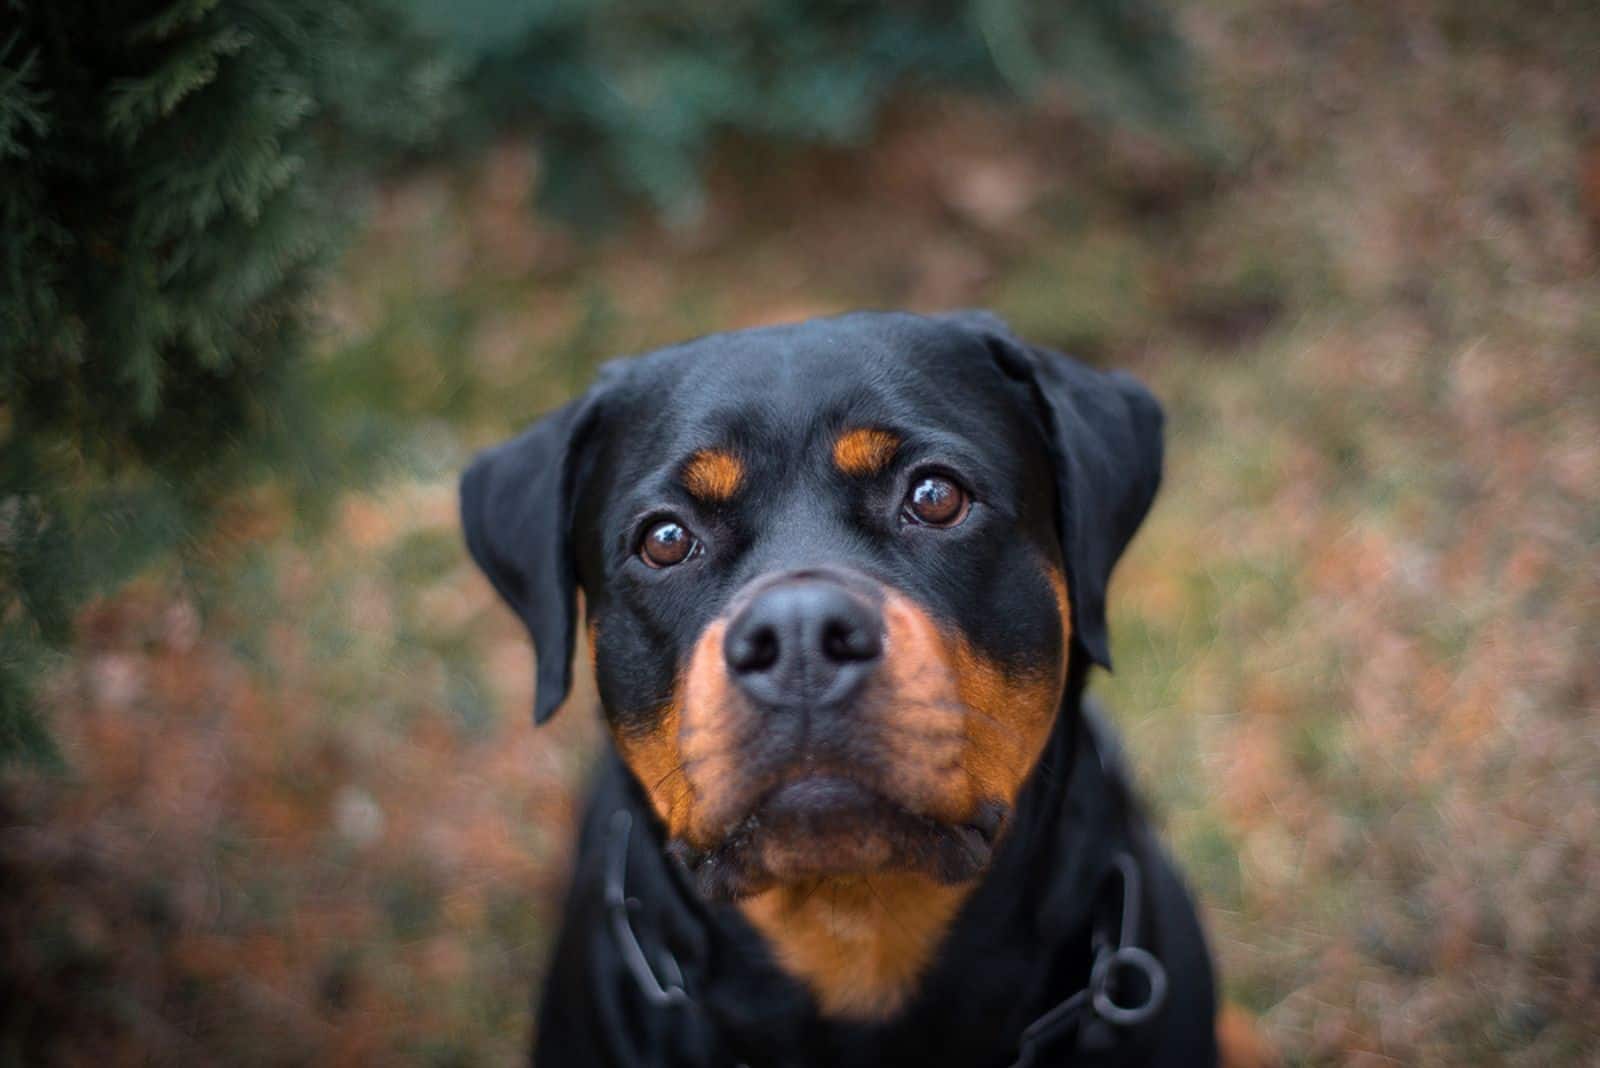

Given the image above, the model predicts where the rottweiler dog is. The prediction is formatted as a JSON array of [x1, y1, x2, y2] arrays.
[[461, 311, 1228, 1067]]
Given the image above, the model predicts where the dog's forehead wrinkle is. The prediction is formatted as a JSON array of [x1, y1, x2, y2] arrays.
[[649, 394, 929, 493], [621, 336, 1031, 481], [728, 490, 877, 584]]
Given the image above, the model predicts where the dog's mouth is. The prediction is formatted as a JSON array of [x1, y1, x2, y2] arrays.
[[665, 775, 1006, 902]]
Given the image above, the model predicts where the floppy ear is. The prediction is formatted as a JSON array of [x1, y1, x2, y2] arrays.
[[459, 392, 604, 724], [941, 311, 1165, 670]]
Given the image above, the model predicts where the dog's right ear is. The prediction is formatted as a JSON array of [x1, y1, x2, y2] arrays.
[[459, 387, 608, 725]]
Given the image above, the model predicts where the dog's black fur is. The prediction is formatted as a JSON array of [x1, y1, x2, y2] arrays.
[[461, 311, 1219, 1066]]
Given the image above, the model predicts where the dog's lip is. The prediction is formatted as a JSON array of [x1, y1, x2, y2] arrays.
[[754, 775, 1000, 847], [666, 774, 1005, 900], [759, 775, 887, 825]]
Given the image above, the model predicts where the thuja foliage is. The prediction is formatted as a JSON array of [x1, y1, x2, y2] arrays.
[[404, 0, 1197, 222], [0, 0, 452, 763]]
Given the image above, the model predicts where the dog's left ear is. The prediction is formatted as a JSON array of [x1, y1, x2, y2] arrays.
[[940, 311, 1164, 670], [459, 383, 610, 724]]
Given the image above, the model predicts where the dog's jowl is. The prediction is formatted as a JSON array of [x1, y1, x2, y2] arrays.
[[462, 311, 1238, 1066]]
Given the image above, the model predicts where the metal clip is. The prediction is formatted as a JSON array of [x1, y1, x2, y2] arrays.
[[1006, 849, 1170, 1067], [1089, 850, 1168, 1026]]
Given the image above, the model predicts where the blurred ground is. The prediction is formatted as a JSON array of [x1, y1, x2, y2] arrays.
[[3, 2, 1598, 1065]]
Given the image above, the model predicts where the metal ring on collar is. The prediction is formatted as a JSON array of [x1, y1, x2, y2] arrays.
[[1090, 944, 1168, 1027]]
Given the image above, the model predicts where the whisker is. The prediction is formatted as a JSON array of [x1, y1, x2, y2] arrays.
[[946, 703, 1059, 787], [659, 779, 695, 824], [873, 724, 966, 745], [891, 697, 969, 716], [957, 705, 1032, 751], [863, 877, 917, 944], [892, 696, 1038, 754], [650, 763, 687, 794], [795, 878, 825, 910], [893, 697, 1036, 748]]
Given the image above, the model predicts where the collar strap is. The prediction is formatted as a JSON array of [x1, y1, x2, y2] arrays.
[[604, 809, 690, 1008]]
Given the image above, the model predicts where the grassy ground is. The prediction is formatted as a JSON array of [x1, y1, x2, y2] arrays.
[[4, 2, 1597, 1065]]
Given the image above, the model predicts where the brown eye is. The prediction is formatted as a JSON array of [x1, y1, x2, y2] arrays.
[[904, 475, 969, 527], [640, 519, 697, 568]]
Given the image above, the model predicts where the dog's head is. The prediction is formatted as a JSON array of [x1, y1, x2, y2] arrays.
[[462, 311, 1162, 1012]]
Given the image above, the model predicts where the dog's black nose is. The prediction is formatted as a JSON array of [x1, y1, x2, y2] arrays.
[[724, 578, 883, 707]]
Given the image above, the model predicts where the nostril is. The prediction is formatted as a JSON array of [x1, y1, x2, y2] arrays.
[[727, 623, 780, 674], [822, 617, 882, 663], [724, 578, 884, 703]]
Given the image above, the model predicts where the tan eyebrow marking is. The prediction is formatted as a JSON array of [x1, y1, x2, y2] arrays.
[[832, 428, 902, 477], [681, 449, 745, 502]]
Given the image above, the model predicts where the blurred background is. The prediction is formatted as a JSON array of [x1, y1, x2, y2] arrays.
[[2, 1, 1596, 1064]]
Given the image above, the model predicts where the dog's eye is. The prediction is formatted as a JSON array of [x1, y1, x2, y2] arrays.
[[903, 475, 969, 527], [640, 519, 699, 568]]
